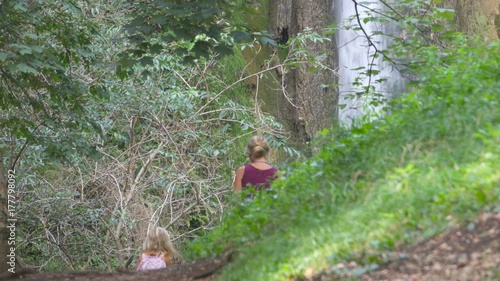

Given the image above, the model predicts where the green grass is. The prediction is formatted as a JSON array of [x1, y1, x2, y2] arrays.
[[184, 39, 500, 280]]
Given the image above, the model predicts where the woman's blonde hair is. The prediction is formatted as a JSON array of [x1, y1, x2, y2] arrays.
[[142, 226, 177, 257], [246, 136, 269, 161]]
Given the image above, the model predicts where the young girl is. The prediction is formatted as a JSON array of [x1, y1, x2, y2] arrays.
[[135, 226, 177, 271]]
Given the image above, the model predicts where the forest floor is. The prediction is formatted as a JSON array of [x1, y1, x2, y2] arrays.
[[2, 212, 498, 281]]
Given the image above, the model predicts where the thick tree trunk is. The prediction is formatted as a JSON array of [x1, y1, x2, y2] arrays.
[[269, 0, 338, 145], [295, 0, 338, 140]]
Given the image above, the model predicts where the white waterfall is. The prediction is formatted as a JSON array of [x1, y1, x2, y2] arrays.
[[333, 0, 404, 124]]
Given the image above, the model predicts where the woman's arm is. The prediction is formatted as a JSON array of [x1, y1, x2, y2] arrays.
[[233, 166, 245, 191]]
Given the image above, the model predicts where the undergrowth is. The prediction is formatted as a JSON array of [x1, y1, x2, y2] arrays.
[[183, 38, 500, 281]]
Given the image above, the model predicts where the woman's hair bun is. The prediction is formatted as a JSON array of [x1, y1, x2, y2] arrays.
[[247, 136, 269, 160]]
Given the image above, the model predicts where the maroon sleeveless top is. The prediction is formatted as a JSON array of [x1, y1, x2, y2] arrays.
[[241, 164, 279, 190]]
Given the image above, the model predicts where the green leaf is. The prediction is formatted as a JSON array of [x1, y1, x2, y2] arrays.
[[150, 15, 167, 25], [16, 63, 38, 74], [169, 9, 186, 16], [435, 8, 454, 20], [149, 44, 164, 54], [231, 31, 252, 43], [0, 52, 10, 61], [139, 56, 154, 66], [259, 36, 277, 47]]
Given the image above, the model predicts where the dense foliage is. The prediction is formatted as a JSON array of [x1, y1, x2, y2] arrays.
[[0, 0, 102, 158], [0, 0, 318, 272], [185, 36, 499, 280], [1, 0, 498, 279]]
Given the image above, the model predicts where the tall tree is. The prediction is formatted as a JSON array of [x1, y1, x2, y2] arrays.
[[269, 0, 338, 145]]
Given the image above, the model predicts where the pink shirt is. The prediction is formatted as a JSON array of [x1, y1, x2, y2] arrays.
[[137, 253, 166, 271]]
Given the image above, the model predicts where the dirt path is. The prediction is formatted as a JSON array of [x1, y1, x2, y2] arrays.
[[360, 212, 499, 281], [301, 212, 499, 281]]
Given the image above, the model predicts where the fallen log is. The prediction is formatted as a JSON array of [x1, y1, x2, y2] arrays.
[[1, 252, 232, 281]]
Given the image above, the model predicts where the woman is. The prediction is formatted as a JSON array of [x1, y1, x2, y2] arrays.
[[234, 136, 279, 191]]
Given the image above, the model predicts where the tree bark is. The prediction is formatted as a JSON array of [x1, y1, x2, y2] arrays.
[[295, 0, 338, 141], [442, 0, 499, 39], [269, 0, 338, 145]]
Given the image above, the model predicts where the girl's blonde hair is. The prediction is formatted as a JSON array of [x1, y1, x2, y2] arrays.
[[246, 136, 269, 161], [142, 226, 177, 257]]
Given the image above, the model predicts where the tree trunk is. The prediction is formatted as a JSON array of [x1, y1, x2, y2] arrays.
[[268, 0, 338, 146], [295, 0, 338, 140], [443, 0, 499, 39]]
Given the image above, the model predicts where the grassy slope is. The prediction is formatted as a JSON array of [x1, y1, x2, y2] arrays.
[[185, 39, 500, 280]]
